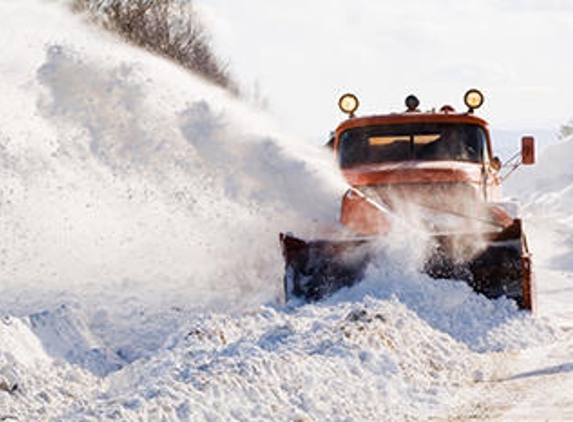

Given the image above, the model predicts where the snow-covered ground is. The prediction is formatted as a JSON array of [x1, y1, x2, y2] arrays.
[[1, 1, 572, 421]]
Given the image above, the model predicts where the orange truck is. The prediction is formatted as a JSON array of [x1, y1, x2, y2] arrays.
[[280, 90, 536, 310]]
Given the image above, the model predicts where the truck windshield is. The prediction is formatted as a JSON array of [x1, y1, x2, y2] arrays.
[[338, 123, 487, 168]]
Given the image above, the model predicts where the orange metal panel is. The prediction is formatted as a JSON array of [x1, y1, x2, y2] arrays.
[[522, 254, 536, 312], [341, 161, 483, 187]]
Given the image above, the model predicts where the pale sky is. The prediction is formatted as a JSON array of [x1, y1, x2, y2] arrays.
[[200, 1, 573, 144]]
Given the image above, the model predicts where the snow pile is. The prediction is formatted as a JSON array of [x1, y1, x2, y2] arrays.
[[28, 304, 122, 376], [331, 270, 554, 353], [65, 301, 484, 421], [0, 300, 485, 421], [0, 315, 102, 420], [0, 291, 556, 421]]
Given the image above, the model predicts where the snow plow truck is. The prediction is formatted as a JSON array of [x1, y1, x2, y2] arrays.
[[280, 90, 536, 311]]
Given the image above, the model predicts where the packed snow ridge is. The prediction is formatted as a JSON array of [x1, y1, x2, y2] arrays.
[[0, 1, 569, 421]]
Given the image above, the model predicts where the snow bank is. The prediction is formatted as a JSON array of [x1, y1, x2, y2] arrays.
[[0, 314, 102, 421], [506, 135, 573, 270], [41, 300, 487, 421], [0, 295, 558, 421], [506, 134, 573, 199]]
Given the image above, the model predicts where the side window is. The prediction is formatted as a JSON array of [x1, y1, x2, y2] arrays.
[[338, 130, 368, 167], [477, 128, 489, 163]]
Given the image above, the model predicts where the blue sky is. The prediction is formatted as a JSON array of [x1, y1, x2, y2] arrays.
[[200, 1, 573, 144]]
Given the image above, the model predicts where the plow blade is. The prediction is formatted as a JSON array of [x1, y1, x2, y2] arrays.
[[280, 220, 535, 311]]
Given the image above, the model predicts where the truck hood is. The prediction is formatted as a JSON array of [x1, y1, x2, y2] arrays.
[[342, 161, 484, 187]]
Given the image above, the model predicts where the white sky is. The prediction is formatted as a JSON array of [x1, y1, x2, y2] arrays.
[[200, 0, 573, 143]]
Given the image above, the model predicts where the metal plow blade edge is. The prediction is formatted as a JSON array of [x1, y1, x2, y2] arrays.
[[280, 220, 535, 311]]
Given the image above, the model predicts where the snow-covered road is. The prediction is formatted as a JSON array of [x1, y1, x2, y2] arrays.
[[441, 268, 573, 421]]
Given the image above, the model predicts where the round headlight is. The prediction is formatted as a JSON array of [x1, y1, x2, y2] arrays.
[[464, 89, 484, 111], [338, 93, 359, 117]]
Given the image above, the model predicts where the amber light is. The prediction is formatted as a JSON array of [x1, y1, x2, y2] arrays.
[[464, 89, 484, 112], [339, 93, 359, 117]]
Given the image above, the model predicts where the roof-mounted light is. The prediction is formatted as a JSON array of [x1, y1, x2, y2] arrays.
[[464, 89, 484, 113], [338, 93, 359, 118], [405, 95, 420, 112]]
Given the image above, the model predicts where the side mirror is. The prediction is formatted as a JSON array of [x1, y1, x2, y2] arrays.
[[521, 136, 535, 165]]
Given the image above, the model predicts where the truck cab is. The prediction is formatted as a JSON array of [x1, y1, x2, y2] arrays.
[[333, 91, 531, 237]]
